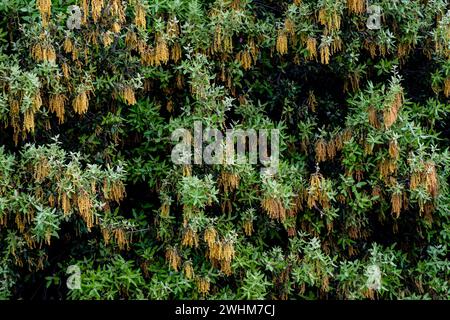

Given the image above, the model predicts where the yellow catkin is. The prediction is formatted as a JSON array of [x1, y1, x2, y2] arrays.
[[49, 94, 66, 124], [181, 227, 199, 248], [113, 228, 128, 250], [167, 18, 180, 37], [139, 47, 153, 66], [318, 9, 341, 32], [171, 42, 182, 62], [62, 63, 70, 79], [204, 226, 217, 248], [444, 78, 450, 97], [35, 187, 44, 201], [102, 32, 113, 48], [403, 191, 409, 211], [383, 92, 403, 128], [23, 109, 35, 133], [137, 39, 146, 55], [230, 0, 241, 10], [15, 214, 26, 233], [196, 277, 210, 295], [220, 172, 240, 193], [48, 194, 55, 207], [90, 181, 97, 194], [80, 0, 88, 24], [142, 77, 153, 91], [389, 139, 399, 159], [77, 191, 94, 229], [379, 159, 397, 180], [102, 228, 111, 245], [261, 197, 286, 221], [221, 199, 232, 215], [32, 92, 42, 113], [183, 164, 191, 177], [315, 138, 327, 162], [318, 9, 327, 27], [110, 181, 126, 203], [223, 35, 233, 53], [160, 202, 170, 217], [46, 45, 56, 62], [383, 108, 397, 128], [285, 18, 295, 38], [155, 35, 169, 65], [71, 46, 79, 60], [391, 192, 402, 218], [397, 43, 412, 59], [61, 192, 71, 215], [91, 0, 104, 23], [332, 37, 343, 54], [0, 214, 7, 227], [73, 91, 89, 115], [424, 162, 438, 198], [243, 220, 253, 236], [165, 247, 181, 271], [183, 261, 194, 279], [165, 99, 173, 113], [34, 159, 50, 182], [10, 101, 20, 145], [44, 119, 51, 131], [220, 260, 232, 276], [31, 43, 56, 62], [307, 90, 318, 111], [24, 232, 36, 249], [320, 45, 330, 64], [36, 0, 52, 27], [306, 37, 317, 60], [31, 43, 43, 61], [122, 86, 137, 105], [326, 139, 336, 160], [423, 202, 434, 222], [364, 141, 374, 155], [222, 241, 235, 262], [378, 43, 387, 57], [342, 128, 352, 142], [344, 72, 361, 92], [111, 22, 121, 33], [209, 241, 223, 261], [213, 25, 223, 53], [286, 226, 296, 237], [410, 171, 421, 191], [276, 31, 288, 55], [307, 172, 330, 209], [237, 50, 252, 70], [347, 0, 365, 14], [125, 31, 138, 49], [248, 38, 258, 60], [368, 106, 380, 128], [134, 3, 146, 30], [63, 37, 73, 53], [334, 134, 343, 151]]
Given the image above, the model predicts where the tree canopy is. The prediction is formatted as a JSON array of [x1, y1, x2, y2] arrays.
[[0, 0, 449, 300]]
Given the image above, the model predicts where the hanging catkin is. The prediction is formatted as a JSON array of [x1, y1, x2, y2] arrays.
[[276, 31, 288, 55], [134, 3, 146, 30], [73, 91, 89, 115], [347, 0, 365, 14], [36, 0, 52, 27], [91, 0, 104, 22]]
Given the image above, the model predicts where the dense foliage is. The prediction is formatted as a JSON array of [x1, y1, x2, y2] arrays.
[[0, 0, 449, 300]]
